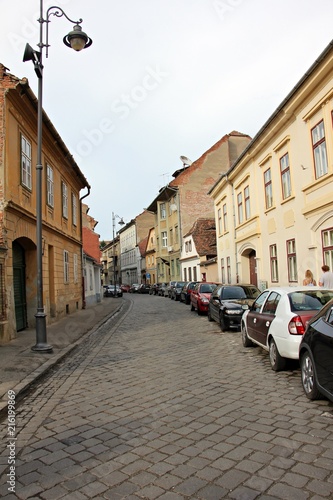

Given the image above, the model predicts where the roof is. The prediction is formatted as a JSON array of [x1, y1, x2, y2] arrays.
[[185, 218, 217, 257], [208, 39, 333, 194]]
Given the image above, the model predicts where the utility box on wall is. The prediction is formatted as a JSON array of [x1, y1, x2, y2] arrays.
[[258, 280, 268, 292]]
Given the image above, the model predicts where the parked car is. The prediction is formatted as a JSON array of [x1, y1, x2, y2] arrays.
[[165, 281, 177, 298], [208, 284, 260, 331], [137, 284, 151, 294], [129, 283, 140, 293], [104, 285, 123, 297], [190, 282, 218, 315], [149, 283, 161, 295], [299, 298, 333, 402], [241, 287, 333, 371], [180, 281, 199, 304], [120, 284, 131, 293], [170, 281, 187, 301], [157, 283, 167, 296]]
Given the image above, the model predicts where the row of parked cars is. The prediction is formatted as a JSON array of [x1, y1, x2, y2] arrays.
[[150, 280, 333, 404]]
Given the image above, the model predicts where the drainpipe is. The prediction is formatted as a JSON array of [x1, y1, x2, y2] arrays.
[[80, 186, 91, 309]]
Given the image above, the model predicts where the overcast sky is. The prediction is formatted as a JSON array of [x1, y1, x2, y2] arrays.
[[2, 0, 333, 240]]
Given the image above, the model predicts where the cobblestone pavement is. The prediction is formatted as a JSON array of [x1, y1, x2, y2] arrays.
[[1, 294, 333, 499]]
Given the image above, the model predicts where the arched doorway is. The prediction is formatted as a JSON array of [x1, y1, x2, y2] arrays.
[[13, 241, 27, 331], [249, 250, 257, 287]]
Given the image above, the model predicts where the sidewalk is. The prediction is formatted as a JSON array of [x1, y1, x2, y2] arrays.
[[0, 297, 124, 414]]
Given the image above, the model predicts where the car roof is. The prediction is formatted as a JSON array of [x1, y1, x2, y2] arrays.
[[262, 286, 331, 294]]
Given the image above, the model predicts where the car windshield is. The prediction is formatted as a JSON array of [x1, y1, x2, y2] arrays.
[[289, 290, 333, 312], [200, 284, 216, 293], [222, 287, 247, 300]]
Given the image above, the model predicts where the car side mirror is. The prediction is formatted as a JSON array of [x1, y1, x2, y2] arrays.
[[242, 304, 249, 310]]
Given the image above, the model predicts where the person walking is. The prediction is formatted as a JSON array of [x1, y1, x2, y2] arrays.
[[303, 269, 316, 286], [319, 265, 333, 288]]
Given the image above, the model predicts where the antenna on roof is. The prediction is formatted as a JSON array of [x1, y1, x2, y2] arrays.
[[180, 155, 192, 167]]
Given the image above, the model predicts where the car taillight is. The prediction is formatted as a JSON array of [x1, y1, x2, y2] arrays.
[[288, 315, 305, 335]]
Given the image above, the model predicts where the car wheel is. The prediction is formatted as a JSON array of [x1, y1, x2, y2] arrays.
[[300, 351, 321, 400], [219, 313, 227, 332], [207, 308, 213, 322], [269, 338, 286, 371], [241, 323, 254, 347]]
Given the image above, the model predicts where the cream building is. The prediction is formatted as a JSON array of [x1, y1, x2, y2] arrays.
[[209, 40, 333, 289]]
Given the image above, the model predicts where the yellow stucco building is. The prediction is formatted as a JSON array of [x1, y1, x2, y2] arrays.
[[0, 65, 90, 343]]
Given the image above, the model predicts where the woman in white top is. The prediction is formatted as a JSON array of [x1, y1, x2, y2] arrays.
[[303, 269, 316, 286]]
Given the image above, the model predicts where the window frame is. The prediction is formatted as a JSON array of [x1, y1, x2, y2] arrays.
[[21, 134, 32, 190], [322, 227, 333, 270], [46, 164, 54, 208], [311, 120, 328, 179], [286, 239, 297, 282], [237, 192, 243, 225], [64, 250, 69, 284], [264, 168, 273, 209], [270, 244, 278, 282], [62, 181, 68, 219], [244, 186, 250, 220], [280, 152, 292, 199]]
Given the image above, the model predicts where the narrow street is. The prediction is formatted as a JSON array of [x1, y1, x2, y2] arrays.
[[1, 294, 333, 499]]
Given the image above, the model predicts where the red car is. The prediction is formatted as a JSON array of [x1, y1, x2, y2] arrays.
[[190, 282, 219, 315]]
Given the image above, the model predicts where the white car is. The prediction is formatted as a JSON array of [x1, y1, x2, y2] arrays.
[[241, 286, 333, 371]]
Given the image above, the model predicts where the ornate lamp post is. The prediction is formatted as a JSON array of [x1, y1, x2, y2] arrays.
[[23, 1, 92, 352], [112, 213, 125, 291]]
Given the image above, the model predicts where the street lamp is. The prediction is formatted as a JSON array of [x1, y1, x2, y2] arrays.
[[112, 213, 125, 292], [23, 1, 92, 352]]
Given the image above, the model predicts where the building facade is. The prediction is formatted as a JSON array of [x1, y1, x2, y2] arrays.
[[0, 65, 90, 343], [146, 132, 252, 283], [209, 40, 333, 288]]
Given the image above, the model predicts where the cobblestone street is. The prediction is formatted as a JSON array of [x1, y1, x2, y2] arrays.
[[1, 293, 333, 499]]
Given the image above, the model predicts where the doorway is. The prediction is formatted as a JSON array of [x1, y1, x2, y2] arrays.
[[13, 241, 27, 331]]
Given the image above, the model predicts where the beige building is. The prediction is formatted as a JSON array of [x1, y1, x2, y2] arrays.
[[209, 40, 333, 289], [0, 65, 90, 343], [146, 132, 251, 282]]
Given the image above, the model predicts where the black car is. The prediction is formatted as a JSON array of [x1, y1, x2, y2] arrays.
[[149, 283, 161, 295], [138, 284, 151, 294], [208, 284, 260, 331], [104, 285, 123, 297], [180, 281, 199, 304], [299, 298, 333, 402]]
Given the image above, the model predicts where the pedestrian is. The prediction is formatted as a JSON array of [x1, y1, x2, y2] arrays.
[[303, 269, 316, 286], [318, 265, 333, 288]]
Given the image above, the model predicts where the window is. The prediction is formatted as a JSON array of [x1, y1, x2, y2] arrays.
[[280, 153, 291, 199], [193, 266, 197, 281], [161, 231, 167, 247], [237, 193, 243, 224], [264, 168, 273, 209], [169, 228, 173, 245], [221, 258, 225, 284], [184, 268, 187, 281], [322, 228, 333, 269], [160, 203, 166, 219], [73, 253, 78, 283], [72, 193, 77, 226], [270, 244, 278, 282], [185, 241, 189, 252], [174, 225, 179, 244], [244, 186, 250, 220], [287, 239, 297, 282], [227, 257, 231, 284], [64, 250, 69, 283], [223, 203, 227, 232], [218, 208, 222, 234], [188, 267, 192, 281], [46, 164, 54, 207], [89, 268, 93, 290], [312, 120, 328, 179], [62, 182, 68, 219], [21, 135, 32, 189]]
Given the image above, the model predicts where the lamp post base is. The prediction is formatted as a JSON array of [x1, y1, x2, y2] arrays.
[[31, 312, 53, 353]]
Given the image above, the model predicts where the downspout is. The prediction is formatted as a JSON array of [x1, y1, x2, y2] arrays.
[[80, 186, 91, 309]]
